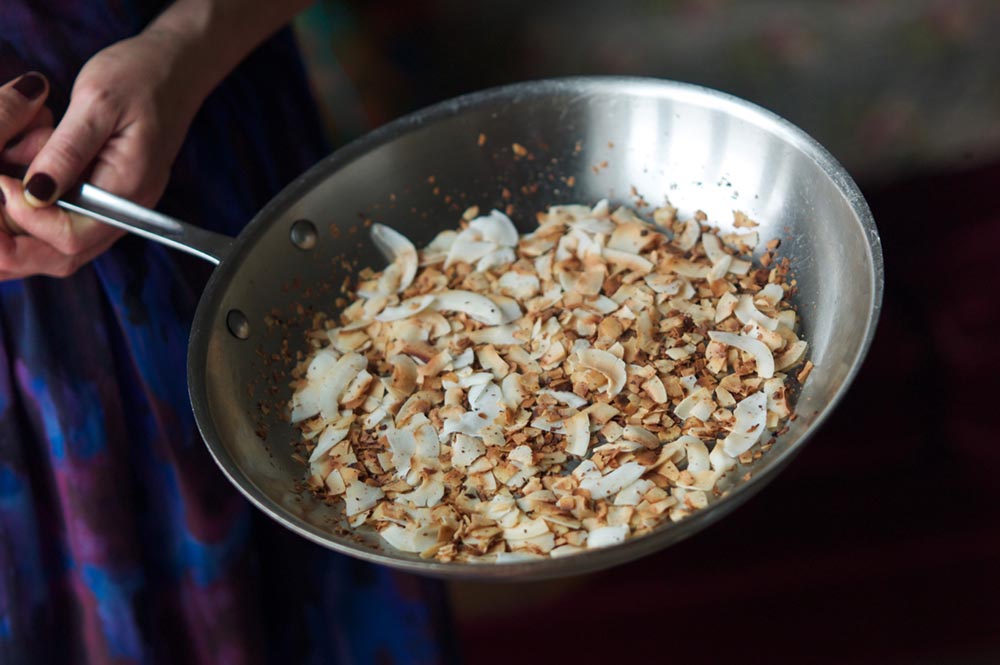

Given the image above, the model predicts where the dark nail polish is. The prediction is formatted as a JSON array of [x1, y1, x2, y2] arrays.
[[26, 172, 56, 202], [12, 72, 45, 101], [0, 188, 5, 206]]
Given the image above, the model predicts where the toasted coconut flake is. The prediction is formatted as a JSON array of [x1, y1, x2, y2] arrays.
[[386, 428, 417, 478], [379, 523, 441, 553], [420, 229, 457, 265], [775, 340, 809, 371], [579, 462, 645, 500], [498, 271, 541, 300], [470, 209, 519, 246], [708, 331, 775, 379], [577, 348, 627, 398], [674, 388, 716, 422], [292, 197, 810, 562], [673, 218, 700, 251], [764, 377, 791, 419], [370, 224, 418, 292], [376, 295, 435, 322], [308, 424, 352, 463], [564, 411, 591, 457], [540, 389, 588, 409], [342, 468, 385, 516], [503, 516, 550, 541], [735, 294, 779, 331], [432, 290, 504, 325], [306, 349, 339, 381], [614, 479, 654, 506], [722, 231, 759, 254], [603, 247, 654, 275], [468, 324, 522, 346], [572, 216, 615, 234], [316, 352, 368, 420], [722, 391, 768, 456], [746, 319, 784, 351], [608, 221, 657, 254], [666, 256, 710, 279], [644, 273, 685, 295], [452, 434, 486, 470], [550, 545, 586, 558], [622, 425, 659, 449], [397, 474, 446, 508], [476, 247, 517, 271], [715, 292, 738, 322], [758, 283, 785, 306]]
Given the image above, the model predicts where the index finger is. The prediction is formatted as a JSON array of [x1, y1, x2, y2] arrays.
[[0, 73, 50, 147]]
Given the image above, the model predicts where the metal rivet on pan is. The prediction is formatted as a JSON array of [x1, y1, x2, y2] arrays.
[[227, 309, 250, 340], [290, 219, 318, 250]]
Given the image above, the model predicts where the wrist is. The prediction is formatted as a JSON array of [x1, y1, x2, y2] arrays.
[[143, 0, 313, 102]]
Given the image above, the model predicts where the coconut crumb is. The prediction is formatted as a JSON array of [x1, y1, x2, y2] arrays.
[[288, 200, 809, 562]]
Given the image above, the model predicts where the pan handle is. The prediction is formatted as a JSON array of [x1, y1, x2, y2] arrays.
[[1, 162, 233, 265]]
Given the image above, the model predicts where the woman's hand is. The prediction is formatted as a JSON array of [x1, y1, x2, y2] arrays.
[[0, 29, 204, 280], [0, 0, 314, 281]]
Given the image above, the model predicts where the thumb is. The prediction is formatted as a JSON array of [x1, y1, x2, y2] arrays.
[[22, 90, 118, 207]]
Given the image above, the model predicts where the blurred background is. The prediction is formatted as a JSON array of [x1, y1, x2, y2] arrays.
[[291, 1, 1000, 662]]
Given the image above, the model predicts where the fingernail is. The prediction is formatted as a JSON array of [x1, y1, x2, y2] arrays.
[[25, 172, 56, 203], [12, 72, 46, 101], [0, 188, 5, 206]]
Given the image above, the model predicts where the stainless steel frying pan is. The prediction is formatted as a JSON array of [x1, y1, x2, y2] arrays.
[[9, 78, 884, 580]]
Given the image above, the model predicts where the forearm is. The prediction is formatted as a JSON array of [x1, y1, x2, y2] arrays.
[[144, 0, 314, 106]]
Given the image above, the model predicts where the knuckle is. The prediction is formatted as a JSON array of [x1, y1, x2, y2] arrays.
[[75, 85, 119, 117]]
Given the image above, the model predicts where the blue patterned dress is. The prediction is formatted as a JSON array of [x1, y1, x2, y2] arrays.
[[0, 3, 452, 664]]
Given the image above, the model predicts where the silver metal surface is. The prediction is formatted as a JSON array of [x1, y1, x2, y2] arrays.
[[59, 183, 233, 264], [289, 219, 318, 250], [182, 77, 882, 580]]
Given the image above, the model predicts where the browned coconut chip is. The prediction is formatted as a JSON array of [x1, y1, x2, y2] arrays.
[[289, 200, 811, 562]]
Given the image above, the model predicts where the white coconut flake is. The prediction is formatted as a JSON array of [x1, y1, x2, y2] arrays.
[[498, 272, 541, 300], [476, 247, 517, 271], [386, 428, 417, 478], [470, 209, 519, 247], [308, 424, 351, 463], [587, 524, 629, 549], [343, 475, 384, 516], [564, 411, 591, 457], [452, 434, 486, 470], [540, 389, 588, 409], [375, 295, 435, 322], [614, 479, 654, 506], [316, 352, 368, 420], [379, 523, 441, 553], [722, 390, 768, 456], [708, 331, 775, 379], [432, 290, 504, 325], [675, 388, 716, 422], [370, 224, 418, 292], [579, 462, 645, 500], [577, 348, 627, 397], [735, 294, 780, 331]]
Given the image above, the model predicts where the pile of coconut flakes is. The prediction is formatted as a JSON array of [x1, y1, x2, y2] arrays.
[[289, 200, 810, 562]]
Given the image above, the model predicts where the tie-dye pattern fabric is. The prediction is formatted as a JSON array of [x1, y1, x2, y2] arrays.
[[0, 3, 452, 664]]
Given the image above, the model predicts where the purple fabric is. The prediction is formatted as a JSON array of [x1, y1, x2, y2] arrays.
[[0, 3, 452, 664]]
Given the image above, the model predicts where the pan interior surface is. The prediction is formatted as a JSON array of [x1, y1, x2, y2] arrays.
[[189, 78, 882, 580]]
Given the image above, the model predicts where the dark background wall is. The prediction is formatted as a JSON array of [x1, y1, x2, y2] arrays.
[[292, 3, 1000, 662]]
